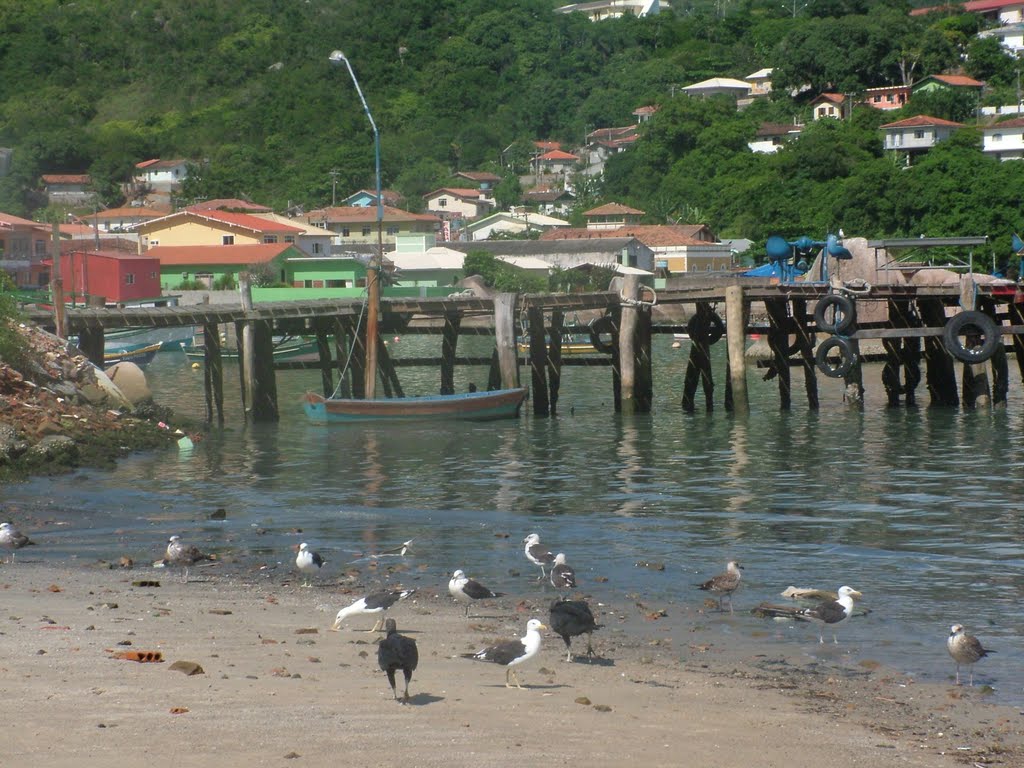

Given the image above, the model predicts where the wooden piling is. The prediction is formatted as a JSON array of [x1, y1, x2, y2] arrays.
[[764, 299, 791, 410], [333, 317, 352, 398], [790, 299, 818, 410], [549, 309, 564, 416], [493, 293, 520, 390], [238, 274, 278, 422], [960, 279, 991, 408], [681, 304, 714, 413], [202, 322, 224, 424], [725, 284, 749, 414], [618, 274, 640, 414], [441, 311, 461, 395], [918, 299, 959, 406], [527, 306, 549, 416]]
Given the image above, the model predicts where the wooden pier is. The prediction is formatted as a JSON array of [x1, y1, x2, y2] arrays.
[[26, 273, 1024, 423]]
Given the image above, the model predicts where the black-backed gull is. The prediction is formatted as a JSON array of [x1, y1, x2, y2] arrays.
[[331, 589, 416, 632], [523, 533, 555, 580], [448, 570, 504, 617], [463, 618, 547, 688], [549, 553, 576, 592], [295, 542, 325, 587], [697, 560, 743, 613], [164, 535, 214, 582], [947, 623, 995, 686], [797, 585, 862, 644]]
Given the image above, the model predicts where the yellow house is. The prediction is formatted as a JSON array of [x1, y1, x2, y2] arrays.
[[133, 209, 304, 251], [303, 205, 440, 245]]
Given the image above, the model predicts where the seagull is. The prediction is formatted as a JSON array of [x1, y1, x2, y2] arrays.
[[448, 570, 504, 617], [462, 618, 548, 689], [549, 553, 576, 593], [295, 542, 325, 587], [947, 623, 995, 686], [523, 533, 555, 580], [697, 560, 743, 613], [549, 598, 601, 662], [796, 585, 862, 644], [164, 535, 214, 583], [0, 522, 35, 562], [331, 589, 416, 632], [378, 618, 418, 703]]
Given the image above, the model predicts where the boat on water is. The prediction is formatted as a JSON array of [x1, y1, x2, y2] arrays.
[[104, 326, 195, 352], [303, 387, 528, 423], [103, 341, 163, 367], [182, 336, 318, 362], [516, 337, 598, 355]]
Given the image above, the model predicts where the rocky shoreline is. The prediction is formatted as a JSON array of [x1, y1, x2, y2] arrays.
[[0, 322, 193, 485]]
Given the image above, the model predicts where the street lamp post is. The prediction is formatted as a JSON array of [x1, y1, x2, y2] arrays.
[[329, 49, 383, 400]]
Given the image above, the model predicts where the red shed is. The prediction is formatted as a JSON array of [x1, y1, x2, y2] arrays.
[[48, 249, 162, 306]]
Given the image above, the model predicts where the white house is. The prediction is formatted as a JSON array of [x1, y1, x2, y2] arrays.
[[880, 115, 963, 158], [808, 93, 846, 120], [979, 22, 1024, 54], [423, 188, 495, 221], [745, 68, 773, 96], [681, 77, 752, 99], [982, 117, 1024, 160], [251, 212, 334, 257], [555, 0, 668, 21], [465, 210, 569, 241], [134, 159, 190, 192], [748, 122, 803, 154]]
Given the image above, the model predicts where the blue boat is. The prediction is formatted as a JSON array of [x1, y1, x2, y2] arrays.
[[303, 388, 528, 423]]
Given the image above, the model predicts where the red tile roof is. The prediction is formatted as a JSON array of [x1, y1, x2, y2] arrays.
[[926, 73, 985, 88], [456, 171, 502, 183], [537, 150, 579, 162], [82, 207, 169, 220], [541, 225, 710, 247], [810, 93, 846, 105], [424, 188, 485, 200], [985, 117, 1024, 129], [755, 122, 804, 137], [186, 198, 272, 213], [135, 158, 187, 170], [146, 243, 298, 266], [534, 140, 562, 151], [305, 205, 440, 224], [879, 114, 964, 129], [0, 211, 44, 228], [139, 210, 302, 234], [41, 174, 91, 185]]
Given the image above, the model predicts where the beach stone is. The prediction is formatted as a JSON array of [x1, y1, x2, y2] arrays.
[[26, 434, 77, 463], [168, 660, 204, 676]]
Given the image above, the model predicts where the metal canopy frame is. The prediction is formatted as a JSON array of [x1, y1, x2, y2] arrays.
[[868, 236, 988, 283]]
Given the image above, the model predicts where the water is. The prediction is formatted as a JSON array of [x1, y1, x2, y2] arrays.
[[4, 337, 1023, 703]]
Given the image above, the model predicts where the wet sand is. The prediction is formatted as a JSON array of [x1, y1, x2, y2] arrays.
[[0, 561, 1021, 768]]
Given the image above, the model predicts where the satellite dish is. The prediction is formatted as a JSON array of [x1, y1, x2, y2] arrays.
[[766, 235, 792, 262]]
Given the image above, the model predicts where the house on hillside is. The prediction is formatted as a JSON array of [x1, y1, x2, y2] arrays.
[[540, 224, 730, 273], [423, 188, 495, 221], [809, 93, 847, 120], [49, 250, 162, 305], [522, 188, 576, 216], [465, 209, 569, 241], [582, 202, 645, 230], [249, 212, 333, 257], [555, 0, 669, 21], [41, 174, 94, 205], [146, 242, 304, 291], [681, 77, 752, 101], [746, 68, 773, 96], [303, 205, 440, 245], [979, 22, 1024, 54], [580, 126, 639, 176], [135, 209, 304, 252], [77, 206, 170, 233], [0, 211, 58, 288], [339, 188, 404, 208], [133, 159, 189, 193], [534, 150, 580, 176], [633, 105, 659, 123], [982, 117, 1024, 159], [863, 85, 910, 111], [911, 0, 1024, 21], [880, 115, 963, 162], [455, 171, 502, 192], [912, 73, 985, 98], [186, 198, 272, 214], [748, 122, 803, 154]]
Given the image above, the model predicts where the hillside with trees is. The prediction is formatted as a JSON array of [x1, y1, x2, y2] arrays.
[[1, 0, 1023, 257]]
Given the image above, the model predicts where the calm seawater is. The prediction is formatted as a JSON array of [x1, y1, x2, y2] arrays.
[[4, 336, 1023, 702]]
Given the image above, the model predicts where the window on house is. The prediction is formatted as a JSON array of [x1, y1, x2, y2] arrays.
[[914, 130, 925, 139], [387, 226, 399, 235], [150, 239, 160, 247], [361, 226, 371, 236], [326, 279, 349, 288], [312, 243, 322, 254], [438, 198, 448, 207], [284, 236, 295, 243], [342, 227, 351, 237], [263, 235, 278, 244], [181, 272, 189, 280], [873, 96, 882, 103], [222, 235, 234, 245], [125, 273, 135, 285], [994, 133, 1003, 142], [150, 271, 157, 279]]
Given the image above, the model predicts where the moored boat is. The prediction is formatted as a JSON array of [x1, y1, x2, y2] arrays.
[[303, 387, 528, 423]]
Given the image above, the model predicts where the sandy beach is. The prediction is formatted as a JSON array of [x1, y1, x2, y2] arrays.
[[0, 559, 1020, 768]]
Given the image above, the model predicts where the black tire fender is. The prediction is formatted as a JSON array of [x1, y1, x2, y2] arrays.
[[815, 336, 856, 378], [942, 310, 1000, 363], [814, 294, 856, 334], [686, 312, 726, 345], [588, 315, 616, 354]]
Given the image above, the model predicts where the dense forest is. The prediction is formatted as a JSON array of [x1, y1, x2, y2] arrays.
[[2, 0, 1023, 256]]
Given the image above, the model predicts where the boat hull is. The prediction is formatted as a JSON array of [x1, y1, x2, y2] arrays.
[[303, 388, 528, 423], [103, 341, 162, 367], [183, 338, 318, 362]]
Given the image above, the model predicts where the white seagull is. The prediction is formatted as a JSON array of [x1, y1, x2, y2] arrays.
[[462, 618, 548, 689], [448, 570, 504, 617], [549, 553, 576, 592], [796, 585, 862, 644], [523, 533, 555, 580], [697, 560, 743, 613], [164, 535, 214, 583], [295, 542, 325, 587], [947, 623, 995, 686], [0, 522, 35, 562], [331, 588, 416, 632]]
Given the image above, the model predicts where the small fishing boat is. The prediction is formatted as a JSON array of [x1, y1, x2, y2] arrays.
[[303, 387, 528, 423], [182, 336, 318, 362], [103, 341, 162, 367], [517, 336, 598, 355]]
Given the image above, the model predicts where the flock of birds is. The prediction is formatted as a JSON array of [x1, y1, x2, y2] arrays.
[[0, 521, 999, 699]]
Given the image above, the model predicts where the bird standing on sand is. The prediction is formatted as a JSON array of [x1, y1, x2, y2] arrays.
[[331, 589, 416, 632], [463, 618, 547, 689], [549, 553, 576, 593], [549, 598, 601, 662], [164, 535, 214, 583], [947, 623, 994, 686], [523, 533, 555, 580], [448, 570, 504, 617], [295, 542, 325, 587], [697, 560, 743, 613], [0, 522, 35, 562], [797, 585, 862, 644], [378, 618, 418, 703]]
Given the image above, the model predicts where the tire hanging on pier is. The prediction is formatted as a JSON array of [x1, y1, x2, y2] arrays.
[[685, 312, 725, 345], [588, 315, 616, 354], [813, 294, 856, 334], [942, 310, 1000, 363], [815, 336, 856, 378]]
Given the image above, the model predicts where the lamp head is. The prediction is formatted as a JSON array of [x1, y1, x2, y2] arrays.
[[329, 50, 347, 66]]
